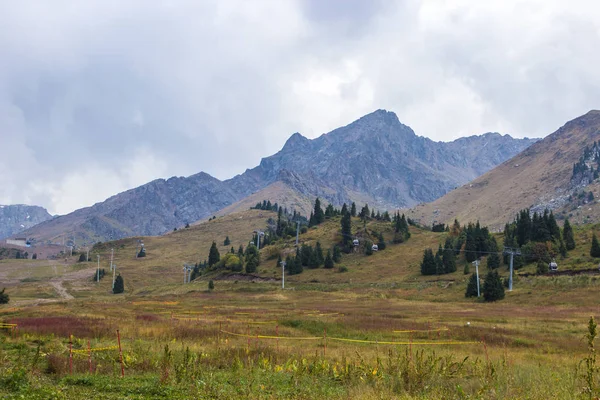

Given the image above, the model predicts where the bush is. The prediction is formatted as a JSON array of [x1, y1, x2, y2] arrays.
[[78, 254, 87, 262], [536, 261, 547, 275], [208, 280, 214, 291], [338, 266, 348, 273], [0, 288, 9, 304]]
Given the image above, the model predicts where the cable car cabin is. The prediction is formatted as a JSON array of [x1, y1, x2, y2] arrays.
[[352, 239, 359, 246], [371, 244, 379, 252], [548, 260, 558, 272]]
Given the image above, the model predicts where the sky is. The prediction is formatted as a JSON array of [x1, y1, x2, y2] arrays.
[[1, 0, 600, 215]]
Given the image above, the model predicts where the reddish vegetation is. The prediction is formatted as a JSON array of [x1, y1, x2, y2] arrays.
[[11, 316, 113, 338]]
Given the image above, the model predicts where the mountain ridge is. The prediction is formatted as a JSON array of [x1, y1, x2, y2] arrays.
[[16, 109, 536, 244]]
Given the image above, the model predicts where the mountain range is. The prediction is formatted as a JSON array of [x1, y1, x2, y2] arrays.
[[408, 110, 600, 229], [0, 205, 52, 240], [14, 110, 536, 244]]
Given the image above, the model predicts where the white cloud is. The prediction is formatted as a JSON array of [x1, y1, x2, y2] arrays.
[[0, 0, 599, 214]]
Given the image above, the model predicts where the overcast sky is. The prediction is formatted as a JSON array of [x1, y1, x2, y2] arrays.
[[1, 0, 600, 215]]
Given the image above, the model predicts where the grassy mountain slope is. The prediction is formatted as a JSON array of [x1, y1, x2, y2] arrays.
[[408, 110, 600, 229]]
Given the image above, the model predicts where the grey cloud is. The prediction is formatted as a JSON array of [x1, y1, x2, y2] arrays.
[[0, 0, 599, 214]]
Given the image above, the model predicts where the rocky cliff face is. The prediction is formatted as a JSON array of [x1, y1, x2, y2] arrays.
[[0, 205, 52, 239], [21, 110, 536, 243]]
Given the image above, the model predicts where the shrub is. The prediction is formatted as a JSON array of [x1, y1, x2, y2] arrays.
[[0, 288, 9, 304], [483, 271, 505, 302], [208, 280, 215, 291]]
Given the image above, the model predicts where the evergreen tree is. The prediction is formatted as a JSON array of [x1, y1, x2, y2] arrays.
[[377, 232, 386, 250], [15, 251, 21, 259], [324, 250, 334, 269], [231, 246, 235, 254], [208, 280, 215, 290], [308, 248, 320, 268], [563, 218, 576, 250], [350, 202, 357, 217], [300, 244, 312, 267], [32, 253, 37, 260], [245, 244, 260, 266], [465, 273, 479, 298], [313, 198, 325, 225], [365, 240, 373, 256], [237, 245, 244, 259], [341, 212, 352, 246], [314, 241, 324, 265], [483, 271, 505, 302], [78, 254, 87, 262], [0, 288, 9, 304], [113, 275, 124, 294], [420, 249, 437, 275], [487, 252, 501, 270], [435, 245, 444, 274], [276, 254, 282, 268], [341, 203, 348, 216], [208, 242, 220, 267], [332, 246, 342, 263], [559, 238, 567, 258], [224, 236, 231, 246], [245, 257, 258, 273], [591, 233, 600, 258], [442, 238, 457, 273]]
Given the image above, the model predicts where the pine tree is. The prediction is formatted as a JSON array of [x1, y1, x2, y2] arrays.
[[245, 257, 258, 273], [208, 242, 220, 267], [487, 252, 500, 270], [377, 232, 386, 250], [563, 218, 576, 250], [324, 250, 334, 269], [465, 273, 479, 298], [442, 238, 457, 273], [314, 241, 324, 265], [231, 246, 235, 254], [341, 212, 352, 246], [483, 271, 505, 302], [113, 275, 124, 294], [435, 246, 443, 274], [420, 249, 437, 275], [591, 233, 600, 258], [0, 288, 9, 304], [332, 246, 342, 263], [208, 280, 214, 290], [224, 236, 231, 246], [365, 241, 373, 256], [300, 244, 312, 267], [350, 202, 357, 217], [78, 254, 87, 262], [313, 198, 325, 225], [341, 203, 348, 216]]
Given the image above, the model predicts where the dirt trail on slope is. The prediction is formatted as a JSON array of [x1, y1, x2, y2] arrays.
[[49, 280, 74, 300]]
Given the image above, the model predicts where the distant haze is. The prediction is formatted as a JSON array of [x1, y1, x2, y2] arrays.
[[1, 0, 599, 215]]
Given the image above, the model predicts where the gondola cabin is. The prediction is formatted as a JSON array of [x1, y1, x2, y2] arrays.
[[549, 260, 558, 272], [352, 239, 359, 247], [371, 244, 379, 252]]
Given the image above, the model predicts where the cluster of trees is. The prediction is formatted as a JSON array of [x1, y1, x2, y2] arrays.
[[420, 238, 457, 275], [252, 200, 280, 212], [503, 209, 574, 267], [281, 243, 342, 275], [393, 212, 411, 243], [421, 220, 498, 275], [572, 142, 600, 182], [465, 271, 505, 302], [203, 242, 261, 275], [93, 268, 106, 282], [15, 251, 29, 259], [0, 288, 9, 304]]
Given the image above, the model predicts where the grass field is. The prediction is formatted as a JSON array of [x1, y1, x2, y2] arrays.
[[1, 210, 600, 398]]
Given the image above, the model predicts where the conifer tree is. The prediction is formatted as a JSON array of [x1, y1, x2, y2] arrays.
[[332, 246, 342, 263], [208, 280, 214, 290], [483, 271, 504, 302], [324, 250, 334, 269], [465, 273, 479, 298], [442, 238, 457, 273], [420, 248, 437, 275], [208, 242, 220, 267], [224, 236, 231, 246], [563, 218, 576, 250], [315, 241, 324, 265], [300, 244, 312, 267], [245, 257, 258, 273], [341, 203, 348, 216], [591, 233, 600, 258], [276, 254, 282, 268], [341, 212, 352, 246], [113, 275, 124, 294], [435, 246, 444, 274], [313, 198, 325, 225], [0, 288, 9, 304], [231, 246, 235, 254], [377, 232, 386, 250], [365, 240, 373, 256], [350, 202, 357, 217]]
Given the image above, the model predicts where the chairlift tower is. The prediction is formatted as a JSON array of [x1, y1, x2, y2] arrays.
[[280, 260, 286, 289], [183, 264, 194, 284], [503, 247, 521, 291], [472, 259, 480, 297], [253, 230, 265, 249]]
